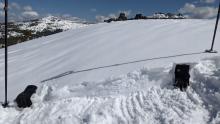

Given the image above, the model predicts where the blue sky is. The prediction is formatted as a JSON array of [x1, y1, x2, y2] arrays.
[[0, 0, 219, 22]]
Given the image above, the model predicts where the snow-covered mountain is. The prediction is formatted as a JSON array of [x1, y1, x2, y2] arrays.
[[104, 13, 186, 23], [18, 16, 89, 33], [151, 12, 185, 19], [0, 19, 219, 124], [0, 16, 89, 47]]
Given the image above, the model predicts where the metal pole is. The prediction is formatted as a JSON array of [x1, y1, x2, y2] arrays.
[[2, 0, 8, 108], [209, 1, 220, 52]]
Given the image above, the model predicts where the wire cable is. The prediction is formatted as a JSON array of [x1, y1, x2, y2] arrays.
[[41, 51, 208, 83]]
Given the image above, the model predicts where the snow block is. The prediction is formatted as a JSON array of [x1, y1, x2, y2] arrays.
[[174, 64, 190, 91], [15, 85, 37, 108]]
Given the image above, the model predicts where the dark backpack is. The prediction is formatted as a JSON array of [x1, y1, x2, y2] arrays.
[[174, 64, 190, 91], [15, 85, 37, 108]]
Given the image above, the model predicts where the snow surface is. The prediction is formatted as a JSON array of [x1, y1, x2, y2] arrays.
[[0, 19, 219, 124], [9, 31, 23, 37]]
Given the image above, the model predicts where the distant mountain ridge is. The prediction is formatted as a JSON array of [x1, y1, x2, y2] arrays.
[[104, 12, 186, 23], [0, 16, 89, 48], [150, 12, 185, 19]]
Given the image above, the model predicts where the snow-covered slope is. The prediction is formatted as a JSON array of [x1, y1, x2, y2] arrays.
[[1, 57, 220, 124], [0, 19, 219, 124]]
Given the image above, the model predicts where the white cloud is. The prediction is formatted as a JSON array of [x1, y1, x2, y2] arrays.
[[9, 13, 23, 22], [11, 2, 21, 10], [179, 3, 218, 18], [0, 2, 41, 22], [23, 6, 32, 11], [22, 11, 39, 18], [61, 14, 72, 18], [95, 14, 118, 22], [59, 14, 85, 22], [22, 5, 39, 19], [0, 2, 4, 9], [108, 13, 117, 19], [200, 0, 216, 3], [0, 11, 4, 17], [96, 15, 109, 22]]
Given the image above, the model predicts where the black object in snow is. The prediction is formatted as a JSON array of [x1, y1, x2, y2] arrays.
[[15, 85, 37, 108], [174, 64, 190, 91]]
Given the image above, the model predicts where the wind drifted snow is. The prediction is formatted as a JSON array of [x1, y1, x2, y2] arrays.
[[1, 57, 220, 124]]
